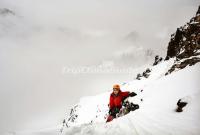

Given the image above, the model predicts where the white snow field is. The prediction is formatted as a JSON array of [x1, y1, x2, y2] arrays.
[[61, 59, 200, 135], [8, 59, 200, 135]]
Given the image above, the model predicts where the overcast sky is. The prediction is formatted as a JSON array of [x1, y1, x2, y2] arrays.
[[0, 0, 199, 133]]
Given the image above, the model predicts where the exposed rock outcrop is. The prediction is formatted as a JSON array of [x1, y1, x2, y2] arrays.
[[165, 6, 200, 74]]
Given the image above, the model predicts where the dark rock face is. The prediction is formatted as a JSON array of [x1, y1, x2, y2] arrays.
[[166, 6, 200, 60], [166, 28, 184, 59], [136, 68, 151, 80], [153, 55, 163, 66], [165, 6, 200, 74], [166, 57, 200, 75], [196, 5, 200, 16], [176, 99, 188, 112]]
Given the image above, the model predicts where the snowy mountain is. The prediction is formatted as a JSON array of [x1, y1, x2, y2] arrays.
[[59, 6, 200, 135], [3, 5, 200, 135], [61, 58, 200, 135], [9, 58, 200, 135]]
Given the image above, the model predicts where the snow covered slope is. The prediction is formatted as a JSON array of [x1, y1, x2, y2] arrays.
[[61, 59, 200, 135], [5, 59, 200, 135], [5, 6, 200, 135]]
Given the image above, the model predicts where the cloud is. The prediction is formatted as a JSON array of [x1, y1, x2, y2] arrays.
[[124, 31, 140, 43], [0, 8, 15, 16]]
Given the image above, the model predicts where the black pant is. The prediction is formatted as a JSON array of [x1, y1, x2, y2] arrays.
[[109, 107, 120, 118]]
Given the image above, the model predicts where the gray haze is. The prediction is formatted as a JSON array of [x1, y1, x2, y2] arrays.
[[0, 0, 199, 133]]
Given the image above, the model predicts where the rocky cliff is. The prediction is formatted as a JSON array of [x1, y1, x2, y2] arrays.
[[165, 6, 200, 74]]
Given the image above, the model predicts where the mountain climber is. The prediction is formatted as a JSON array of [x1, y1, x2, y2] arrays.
[[106, 84, 137, 122]]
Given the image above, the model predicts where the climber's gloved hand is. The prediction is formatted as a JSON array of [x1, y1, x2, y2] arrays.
[[129, 92, 137, 97]]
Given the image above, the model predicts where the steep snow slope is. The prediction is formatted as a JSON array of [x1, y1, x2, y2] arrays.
[[6, 58, 200, 135], [61, 60, 200, 135], [62, 59, 175, 128]]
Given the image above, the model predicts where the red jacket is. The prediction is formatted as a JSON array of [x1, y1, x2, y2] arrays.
[[109, 90, 130, 110]]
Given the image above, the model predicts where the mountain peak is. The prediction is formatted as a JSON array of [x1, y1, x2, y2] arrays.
[[165, 6, 200, 74], [0, 8, 15, 16]]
